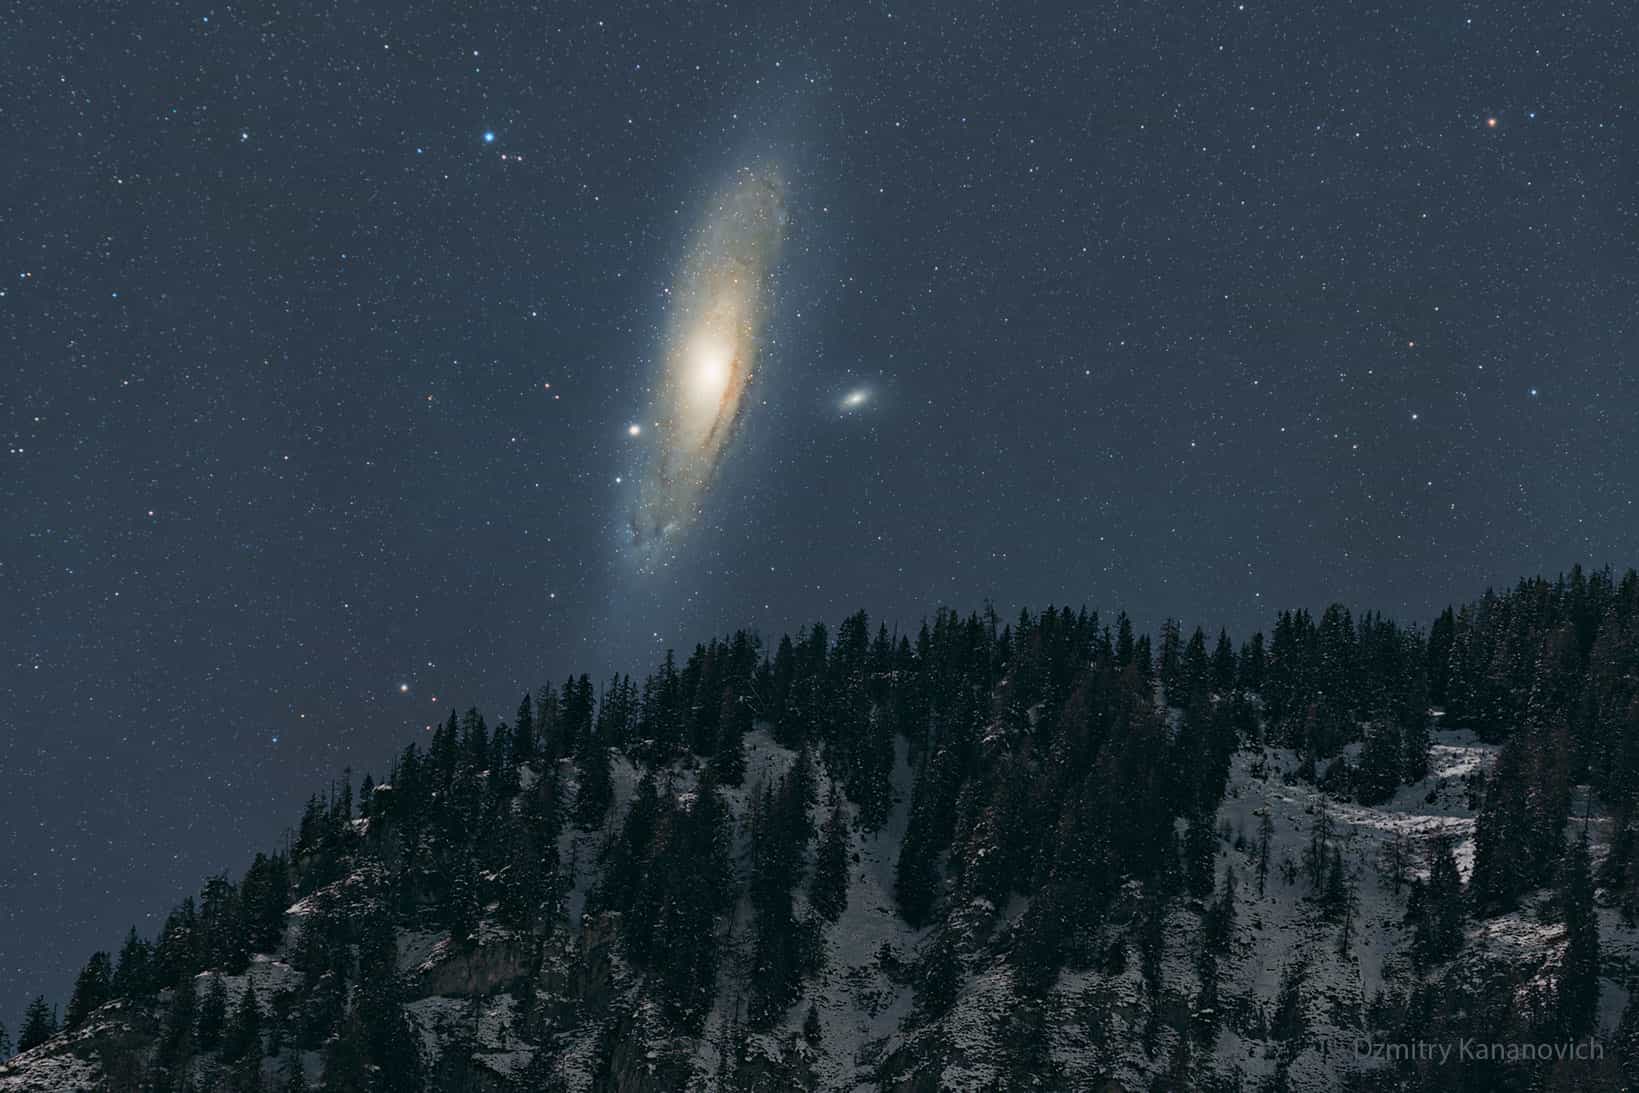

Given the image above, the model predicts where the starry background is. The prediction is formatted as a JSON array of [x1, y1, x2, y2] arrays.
[[3, 0, 1635, 1030]]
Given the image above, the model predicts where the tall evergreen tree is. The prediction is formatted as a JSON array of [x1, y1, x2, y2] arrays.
[[1560, 829, 1600, 1037], [15, 996, 56, 1053], [447, 856, 481, 944], [1184, 814, 1216, 898], [1471, 721, 1571, 912], [223, 983, 262, 1063], [1321, 846, 1349, 920], [1239, 631, 1266, 693], [353, 916, 422, 1091], [1409, 833, 1464, 964], [1303, 801, 1333, 890], [64, 950, 112, 1030], [160, 970, 197, 1066], [198, 974, 229, 1051], [809, 799, 851, 922], [511, 692, 536, 765], [1356, 720, 1404, 804], [1203, 868, 1237, 954], [895, 754, 943, 927], [591, 774, 659, 917], [1158, 618, 1184, 700], [111, 927, 154, 999], [574, 726, 613, 828], [1211, 629, 1237, 692], [1271, 961, 1307, 1050], [1256, 810, 1274, 896]]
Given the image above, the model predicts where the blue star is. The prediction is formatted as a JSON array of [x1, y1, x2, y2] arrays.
[[483, 130, 496, 144]]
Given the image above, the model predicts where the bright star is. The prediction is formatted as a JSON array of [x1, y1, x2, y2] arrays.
[[627, 423, 642, 437], [483, 130, 495, 143], [841, 388, 870, 410], [398, 682, 410, 694]]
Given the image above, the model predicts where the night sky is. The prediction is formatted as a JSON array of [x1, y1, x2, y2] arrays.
[[4, 1, 1635, 1027]]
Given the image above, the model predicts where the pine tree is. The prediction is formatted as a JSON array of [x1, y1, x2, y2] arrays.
[[1378, 832, 1412, 895], [240, 855, 291, 957], [318, 1016, 370, 1093], [64, 950, 112, 1030], [1158, 618, 1184, 700], [1204, 868, 1237, 954], [1401, 711, 1431, 783], [511, 692, 536, 765], [745, 766, 822, 1028], [1256, 810, 1274, 896], [1560, 829, 1600, 1037], [160, 969, 197, 1064], [459, 709, 489, 773], [916, 931, 962, 1017], [1427, 606, 1456, 706], [573, 728, 613, 828], [353, 916, 422, 1091], [712, 685, 748, 787], [652, 770, 734, 1031], [1337, 876, 1358, 957], [448, 856, 481, 944], [1184, 814, 1216, 897], [1410, 833, 1464, 964], [1271, 961, 1307, 1050], [809, 800, 850, 922], [0, 1020, 10, 1059], [223, 983, 262, 1063], [1211, 629, 1237, 692], [198, 974, 229, 1051], [357, 773, 375, 820], [1239, 631, 1266, 693], [590, 774, 659, 918], [200, 873, 249, 973], [1470, 734, 1546, 911], [894, 754, 943, 927], [15, 996, 55, 1053], [1303, 802, 1333, 890], [1356, 720, 1403, 804], [1321, 846, 1348, 920]]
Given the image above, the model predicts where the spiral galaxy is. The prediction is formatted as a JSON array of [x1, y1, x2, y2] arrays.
[[627, 166, 788, 569]]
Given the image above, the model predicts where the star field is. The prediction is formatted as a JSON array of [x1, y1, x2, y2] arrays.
[[4, 0, 1636, 1027]]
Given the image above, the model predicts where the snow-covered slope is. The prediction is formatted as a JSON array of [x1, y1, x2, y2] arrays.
[[3, 726, 1632, 1092]]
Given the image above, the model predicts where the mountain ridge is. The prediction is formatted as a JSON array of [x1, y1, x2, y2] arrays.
[[6, 568, 1639, 1091]]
